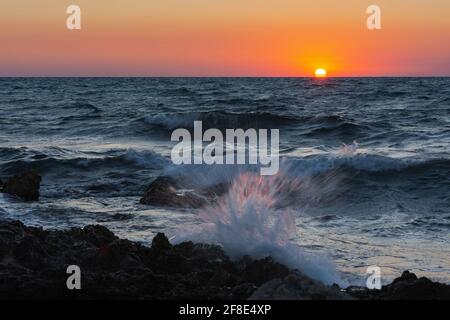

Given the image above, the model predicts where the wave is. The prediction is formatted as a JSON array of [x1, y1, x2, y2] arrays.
[[141, 111, 375, 143], [298, 114, 370, 138], [213, 95, 274, 105], [175, 171, 344, 285], [143, 111, 298, 130], [166, 154, 449, 285], [143, 111, 364, 130], [290, 154, 408, 174], [306, 122, 365, 137], [65, 102, 102, 113], [165, 149, 450, 179], [310, 114, 350, 124], [374, 89, 409, 98], [160, 86, 201, 96], [287, 154, 450, 179], [0, 147, 169, 175], [121, 149, 170, 168], [160, 153, 450, 208]]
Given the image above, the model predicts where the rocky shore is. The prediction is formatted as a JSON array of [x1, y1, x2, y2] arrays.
[[0, 170, 41, 201], [0, 219, 448, 300], [139, 175, 228, 208]]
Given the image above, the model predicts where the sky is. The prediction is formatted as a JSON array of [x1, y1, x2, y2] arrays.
[[1, 0, 450, 76]]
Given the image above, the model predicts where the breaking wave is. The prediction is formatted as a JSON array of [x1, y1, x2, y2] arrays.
[[0, 147, 169, 175], [143, 111, 298, 130], [180, 171, 345, 285]]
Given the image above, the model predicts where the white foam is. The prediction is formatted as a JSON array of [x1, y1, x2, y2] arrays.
[[176, 170, 346, 286]]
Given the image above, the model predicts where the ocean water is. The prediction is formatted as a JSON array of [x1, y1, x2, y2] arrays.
[[0, 77, 449, 285]]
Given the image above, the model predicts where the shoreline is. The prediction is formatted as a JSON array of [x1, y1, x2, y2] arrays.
[[0, 219, 448, 300]]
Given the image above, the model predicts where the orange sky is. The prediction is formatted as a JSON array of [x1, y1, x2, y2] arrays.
[[1, 0, 450, 76]]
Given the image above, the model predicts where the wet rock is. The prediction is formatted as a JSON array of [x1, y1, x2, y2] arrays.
[[249, 274, 351, 300], [79, 224, 117, 247], [13, 235, 49, 268], [151, 232, 172, 251], [391, 270, 417, 284], [238, 256, 291, 286], [0, 219, 298, 299], [232, 283, 258, 298], [377, 271, 450, 300], [345, 285, 376, 300], [140, 176, 228, 208], [1, 170, 41, 201], [94, 239, 141, 271], [346, 270, 450, 300], [139, 176, 205, 208], [1, 220, 448, 300]]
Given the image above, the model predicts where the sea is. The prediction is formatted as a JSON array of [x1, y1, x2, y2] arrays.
[[0, 77, 449, 285]]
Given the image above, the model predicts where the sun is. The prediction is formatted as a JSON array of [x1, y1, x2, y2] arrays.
[[315, 68, 327, 78]]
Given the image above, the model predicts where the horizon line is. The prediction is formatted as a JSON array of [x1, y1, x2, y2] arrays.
[[1, 75, 450, 78]]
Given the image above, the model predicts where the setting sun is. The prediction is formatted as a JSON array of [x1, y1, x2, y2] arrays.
[[315, 68, 327, 78]]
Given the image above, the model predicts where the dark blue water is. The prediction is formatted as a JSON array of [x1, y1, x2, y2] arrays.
[[0, 78, 449, 284]]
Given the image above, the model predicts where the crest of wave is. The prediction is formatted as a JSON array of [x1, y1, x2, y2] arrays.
[[195, 169, 345, 286]]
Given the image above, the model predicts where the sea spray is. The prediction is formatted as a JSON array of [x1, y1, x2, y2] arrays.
[[184, 169, 346, 286]]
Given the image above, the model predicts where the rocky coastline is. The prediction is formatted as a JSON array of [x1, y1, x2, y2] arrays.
[[1, 170, 449, 300], [0, 219, 448, 300]]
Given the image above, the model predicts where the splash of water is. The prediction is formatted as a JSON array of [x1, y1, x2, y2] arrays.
[[337, 140, 359, 156], [195, 169, 345, 285]]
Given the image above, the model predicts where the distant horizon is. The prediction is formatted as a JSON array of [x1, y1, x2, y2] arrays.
[[2, 75, 450, 78]]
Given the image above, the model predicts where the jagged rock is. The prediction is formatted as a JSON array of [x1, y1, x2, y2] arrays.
[[377, 271, 450, 300], [238, 256, 291, 285], [0, 220, 448, 300], [1, 170, 41, 201], [249, 274, 351, 300], [140, 176, 228, 208], [75, 224, 117, 247], [151, 232, 172, 251], [140, 176, 204, 208], [391, 270, 417, 284], [0, 219, 305, 299], [346, 270, 450, 300]]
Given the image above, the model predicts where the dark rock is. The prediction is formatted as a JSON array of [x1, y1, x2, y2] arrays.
[[238, 256, 291, 286], [79, 224, 117, 247], [344, 285, 375, 300], [249, 274, 351, 300], [0, 219, 303, 299], [1, 170, 42, 201], [391, 270, 418, 284], [377, 271, 450, 300], [151, 232, 172, 251], [13, 235, 49, 268], [232, 283, 258, 299], [140, 175, 228, 208], [139, 176, 203, 208], [1, 220, 448, 300], [346, 270, 450, 300], [94, 239, 141, 271]]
